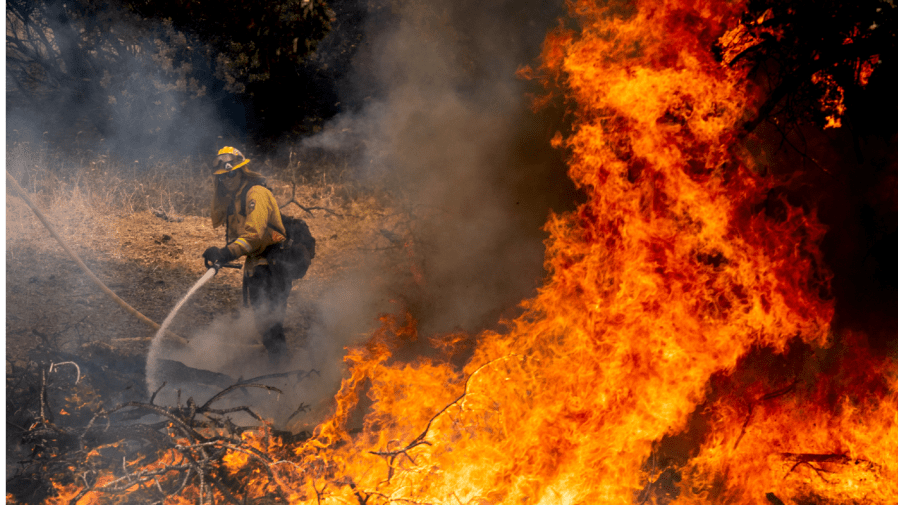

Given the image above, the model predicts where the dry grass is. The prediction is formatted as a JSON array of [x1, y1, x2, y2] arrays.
[[7, 144, 209, 214], [6, 141, 400, 253], [6, 142, 415, 361]]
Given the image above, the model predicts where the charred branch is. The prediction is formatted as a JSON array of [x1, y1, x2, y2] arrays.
[[781, 452, 877, 481], [732, 380, 798, 451], [370, 354, 521, 483], [238, 367, 321, 386], [8, 357, 318, 504]]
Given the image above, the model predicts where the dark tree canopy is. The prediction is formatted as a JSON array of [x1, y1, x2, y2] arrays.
[[8, 0, 897, 158], [6, 0, 334, 157], [125, 0, 331, 85], [124, 0, 337, 146]]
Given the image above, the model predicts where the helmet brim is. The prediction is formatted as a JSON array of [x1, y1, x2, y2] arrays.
[[213, 158, 251, 175]]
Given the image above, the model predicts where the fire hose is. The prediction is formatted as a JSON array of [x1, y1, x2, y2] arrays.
[[7, 170, 190, 347]]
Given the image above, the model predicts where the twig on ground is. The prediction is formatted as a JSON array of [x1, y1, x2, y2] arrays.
[[50, 361, 81, 384]]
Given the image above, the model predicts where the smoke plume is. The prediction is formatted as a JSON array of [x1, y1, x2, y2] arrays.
[[301, 0, 574, 341]]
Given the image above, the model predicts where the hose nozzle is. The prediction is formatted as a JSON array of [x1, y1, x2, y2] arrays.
[[204, 258, 240, 272], [204, 257, 221, 273]]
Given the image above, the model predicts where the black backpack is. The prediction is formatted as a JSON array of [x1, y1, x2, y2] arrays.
[[265, 214, 316, 280]]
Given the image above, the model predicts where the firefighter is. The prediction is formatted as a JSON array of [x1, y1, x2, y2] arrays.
[[202, 146, 292, 360]]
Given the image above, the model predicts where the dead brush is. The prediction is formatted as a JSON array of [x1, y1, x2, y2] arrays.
[[6, 169, 116, 259], [7, 145, 209, 225], [7, 142, 411, 271], [74, 156, 211, 218]]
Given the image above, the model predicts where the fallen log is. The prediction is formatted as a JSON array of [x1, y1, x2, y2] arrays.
[[156, 359, 235, 390]]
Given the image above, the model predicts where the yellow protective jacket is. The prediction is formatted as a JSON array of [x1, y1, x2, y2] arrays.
[[213, 180, 286, 276]]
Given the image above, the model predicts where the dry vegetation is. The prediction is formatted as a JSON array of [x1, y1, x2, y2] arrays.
[[7, 143, 411, 357], [6, 143, 420, 495]]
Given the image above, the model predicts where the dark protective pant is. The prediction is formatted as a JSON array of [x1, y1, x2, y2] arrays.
[[243, 264, 292, 357]]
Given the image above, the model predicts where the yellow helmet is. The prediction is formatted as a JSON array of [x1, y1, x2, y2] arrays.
[[213, 146, 251, 175]]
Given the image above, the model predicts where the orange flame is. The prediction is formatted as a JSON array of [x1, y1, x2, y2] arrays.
[[678, 331, 898, 503], [30, 1, 898, 503], [211, 1, 898, 503], [275, 0, 893, 503]]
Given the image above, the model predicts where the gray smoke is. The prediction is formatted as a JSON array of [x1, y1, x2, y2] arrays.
[[6, 4, 230, 160], [302, 0, 573, 342], [175, 0, 577, 429], [147, 306, 342, 429], [10, 0, 578, 431]]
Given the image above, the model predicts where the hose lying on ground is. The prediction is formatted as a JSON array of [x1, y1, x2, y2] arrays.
[[7, 170, 189, 347]]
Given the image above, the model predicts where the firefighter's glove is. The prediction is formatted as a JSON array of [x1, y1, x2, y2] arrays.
[[203, 246, 235, 268]]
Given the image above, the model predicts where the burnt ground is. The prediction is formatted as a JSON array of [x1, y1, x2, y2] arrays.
[[5, 176, 413, 482]]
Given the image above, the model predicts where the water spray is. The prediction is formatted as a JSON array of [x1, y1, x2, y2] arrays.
[[145, 257, 251, 393], [145, 266, 220, 393]]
